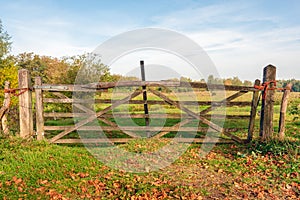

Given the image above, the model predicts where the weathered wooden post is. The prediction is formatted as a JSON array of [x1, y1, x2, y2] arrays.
[[1, 81, 11, 135], [35, 76, 44, 140], [259, 65, 276, 141], [247, 79, 261, 142], [278, 83, 292, 140], [18, 69, 34, 138]]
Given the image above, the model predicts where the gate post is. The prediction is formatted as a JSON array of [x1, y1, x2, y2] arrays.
[[1, 81, 11, 135], [259, 65, 276, 141], [278, 83, 292, 140], [247, 79, 261, 142], [35, 76, 44, 140], [18, 69, 34, 138]]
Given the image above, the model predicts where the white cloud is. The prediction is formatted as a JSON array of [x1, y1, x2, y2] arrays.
[[150, 2, 300, 80]]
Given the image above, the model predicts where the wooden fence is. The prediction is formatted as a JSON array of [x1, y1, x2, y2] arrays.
[[1, 64, 292, 144]]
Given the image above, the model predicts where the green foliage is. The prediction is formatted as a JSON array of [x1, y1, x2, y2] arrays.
[[249, 140, 300, 157], [288, 104, 300, 121], [0, 20, 18, 106], [288, 104, 300, 116], [0, 19, 11, 61], [277, 79, 300, 92], [15, 52, 48, 82], [207, 75, 252, 86], [0, 63, 18, 104], [15, 52, 113, 85], [64, 53, 111, 84]]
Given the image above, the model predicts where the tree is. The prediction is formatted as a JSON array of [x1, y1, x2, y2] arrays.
[[180, 76, 192, 82], [243, 80, 253, 86], [0, 20, 18, 106], [223, 78, 232, 85], [207, 75, 223, 84], [15, 53, 48, 82], [231, 76, 243, 86], [15, 52, 112, 85], [0, 19, 11, 62], [65, 53, 111, 84]]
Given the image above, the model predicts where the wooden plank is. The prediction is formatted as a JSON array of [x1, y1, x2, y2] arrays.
[[148, 89, 244, 143], [83, 81, 256, 91], [83, 81, 181, 89], [44, 113, 86, 117], [44, 112, 250, 119], [49, 89, 143, 143], [102, 113, 250, 119], [260, 65, 276, 141], [43, 98, 251, 107], [278, 83, 292, 140], [1, 81, 11, 135], [190, 82, 255, 91], [18, 69, 34, 138], [44, 125, 244, 132], [200, 91, 248, 115], [43, 98, 75, 103], [53, 138, 235, 144], [35, 84, 108, 92], [247, 79, 261, 142], [35, 77, 45, 140]]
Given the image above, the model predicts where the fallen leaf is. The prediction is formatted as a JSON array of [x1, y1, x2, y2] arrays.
[[257, 191, 264, 198], [5, 181, 11, 186], [17, 186, 23, 192], [36, 187, 46, 192], [40, 180, 48, 185], [78, 172, 89, 178]]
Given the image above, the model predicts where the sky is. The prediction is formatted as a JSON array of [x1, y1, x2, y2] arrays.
[[0, 0, 300, 81]]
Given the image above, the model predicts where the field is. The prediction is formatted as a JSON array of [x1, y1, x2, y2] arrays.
[[0, 91, 299, 199]]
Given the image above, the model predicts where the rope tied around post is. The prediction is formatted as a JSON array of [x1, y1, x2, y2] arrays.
[[4, 88, 32, 97], [254, 80, 285, 99]]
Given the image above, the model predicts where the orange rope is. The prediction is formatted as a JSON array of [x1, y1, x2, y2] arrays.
[[3, 88, 31, 97], [254, 80, 285, 100]]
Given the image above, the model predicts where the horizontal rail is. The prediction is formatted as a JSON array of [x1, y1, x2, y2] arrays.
[[84, 81, 257, 91], [43, 98, 252, 107], [34, 84, 108, 92], [53, 138, 236, 144], [35, 81, 257, 91], [44, 126, 245, 132], [44, 113, 250, 119]]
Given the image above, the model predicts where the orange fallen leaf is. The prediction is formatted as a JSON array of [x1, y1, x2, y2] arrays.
[[257, 192, 264, 198], [77, 172, 89, 178], [5, 181, 11, 186], [40, 180, 48, 185], [36, 187, 46, 192], [17, 186, 23, 192]]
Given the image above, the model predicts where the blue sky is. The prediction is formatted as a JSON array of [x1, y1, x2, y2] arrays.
[[0, 0, 300, 80]]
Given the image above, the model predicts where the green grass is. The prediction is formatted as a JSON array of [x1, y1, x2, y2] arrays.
[[1, 135, 299, 199]]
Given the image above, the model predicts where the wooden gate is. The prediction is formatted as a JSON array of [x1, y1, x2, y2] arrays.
[[34, 77, 260, 144]]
